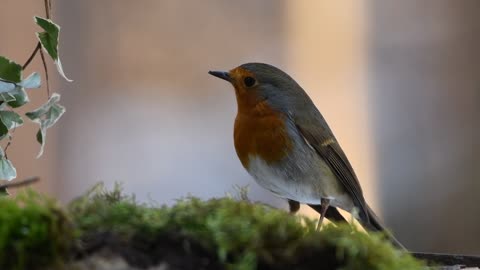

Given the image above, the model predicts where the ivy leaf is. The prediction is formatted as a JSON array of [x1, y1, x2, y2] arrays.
[[0, 147, 16, 181], [6, 87, 29, 108], [2, 73, 41, 107], [25, 93, 65, 158], [0, 56, 22, 92], [34, 16, 72, 82], [0, 105, 22, 141], [0, 93, 16, 103], [0, 80, 16, 93], [0, 57, 41, 106], [0, 56, 21, 83], [18, 72, 41, 88], [0, 111, 24, 130], [5, 73, 41, 107], [0, 72, 41, 93]]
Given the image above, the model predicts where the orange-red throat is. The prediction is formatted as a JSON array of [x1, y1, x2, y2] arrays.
[[224, 67, 293, 169], [227, 66, 263, 114]]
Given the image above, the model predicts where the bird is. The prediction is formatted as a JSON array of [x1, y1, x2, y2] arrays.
[[208, 63, 404, 248]]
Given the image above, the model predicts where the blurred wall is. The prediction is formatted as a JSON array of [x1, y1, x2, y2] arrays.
[[55, 0, 289, 205], [369, 0, 480, 254]]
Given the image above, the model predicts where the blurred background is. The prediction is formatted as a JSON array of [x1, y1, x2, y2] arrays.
[[1, 0, 479, 255]]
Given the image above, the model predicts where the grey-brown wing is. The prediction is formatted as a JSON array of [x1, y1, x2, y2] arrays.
[[295, 123, 369, 222]]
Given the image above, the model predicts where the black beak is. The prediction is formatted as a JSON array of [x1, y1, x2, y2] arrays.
[[208, 71, 231, 82]]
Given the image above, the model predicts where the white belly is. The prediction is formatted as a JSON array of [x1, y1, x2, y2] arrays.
[[246, 155, 354, 211]]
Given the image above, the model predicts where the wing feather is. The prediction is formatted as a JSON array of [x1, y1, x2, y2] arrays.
[[295, 122, 369, 222]]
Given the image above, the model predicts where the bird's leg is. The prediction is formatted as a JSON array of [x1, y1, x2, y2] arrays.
[[316, 198, 331, 230], [288, 199, 300, 215]]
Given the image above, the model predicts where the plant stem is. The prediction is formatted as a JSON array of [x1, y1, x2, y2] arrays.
[[44, 0, 51, 19], [22, 42, 41, 70], [40, 49, 50, 98]]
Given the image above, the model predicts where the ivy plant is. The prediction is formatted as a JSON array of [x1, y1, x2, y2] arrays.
[[0, 0, 70, 191]]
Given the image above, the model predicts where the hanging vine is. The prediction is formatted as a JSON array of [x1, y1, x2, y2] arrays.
[[0, 0, 71, 191]]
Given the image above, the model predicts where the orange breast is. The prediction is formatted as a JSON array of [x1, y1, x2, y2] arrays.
[[234, 100, 293, 168]]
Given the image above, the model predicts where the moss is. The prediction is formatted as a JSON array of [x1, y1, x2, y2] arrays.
[[0, 184, 426, 269], [0, 190, 73, 270], [68, 184, 425, 270]]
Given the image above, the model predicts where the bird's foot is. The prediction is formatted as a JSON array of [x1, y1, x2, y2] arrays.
[[316, 198, 331, 230]]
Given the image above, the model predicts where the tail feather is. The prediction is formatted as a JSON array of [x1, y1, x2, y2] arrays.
[[362, 204, 406, 250], [307, 201, 406, 250]]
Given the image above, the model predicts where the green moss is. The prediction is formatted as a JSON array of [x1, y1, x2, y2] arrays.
[[0, 184, 425, 269], [68, 184, 425, 270], [0, 190, 73, 270]]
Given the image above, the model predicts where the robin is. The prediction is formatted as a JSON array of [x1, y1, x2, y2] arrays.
[[209, 63, 404, 248]]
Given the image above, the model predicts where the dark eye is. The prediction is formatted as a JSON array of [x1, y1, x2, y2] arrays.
[[244, 76, 256, 87]]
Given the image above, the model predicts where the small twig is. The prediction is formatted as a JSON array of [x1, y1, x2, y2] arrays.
[[22, 42, 41, 70], [39, 48, 50, 98], [0, 176, 40, 190]]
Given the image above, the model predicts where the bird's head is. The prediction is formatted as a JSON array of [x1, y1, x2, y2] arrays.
[[209, 63, 310, 115]]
